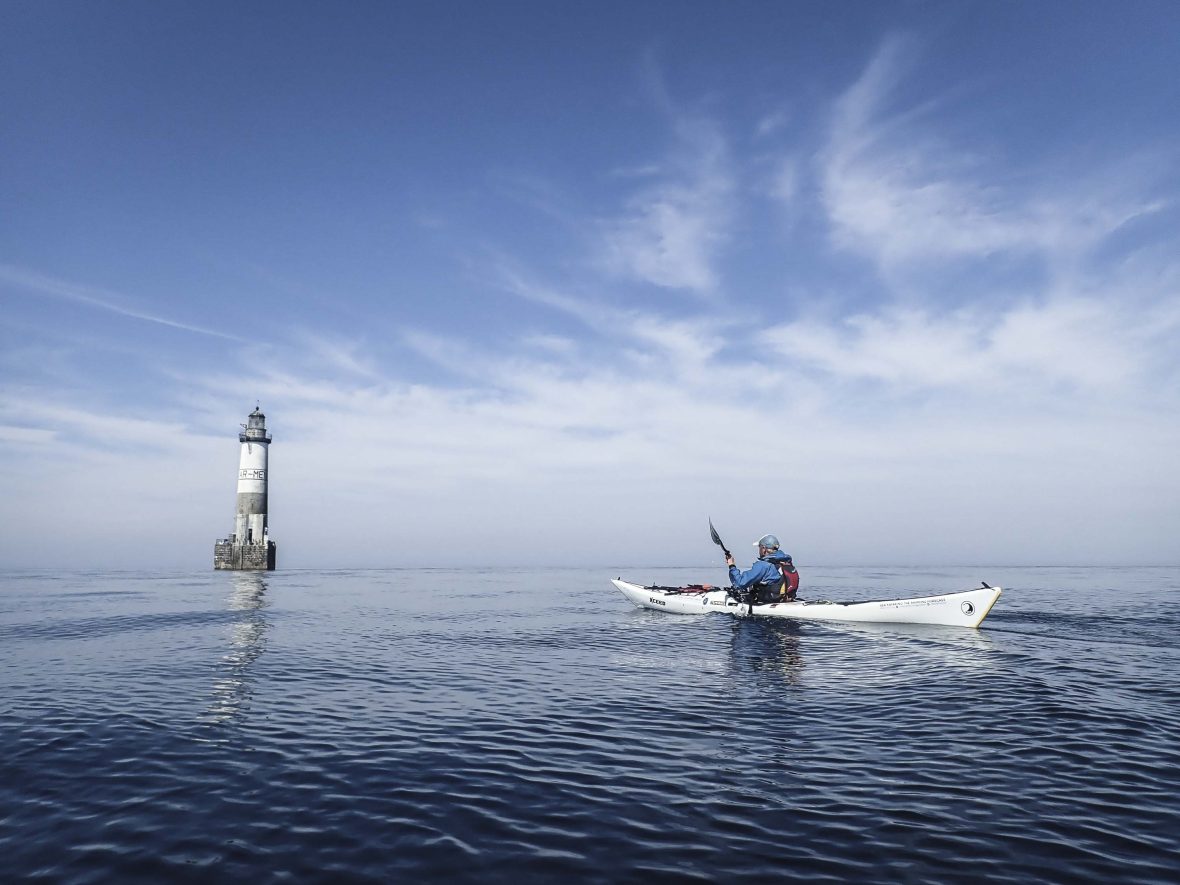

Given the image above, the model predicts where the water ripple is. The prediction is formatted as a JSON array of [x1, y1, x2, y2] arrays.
[[2, 567, 1180, 882]]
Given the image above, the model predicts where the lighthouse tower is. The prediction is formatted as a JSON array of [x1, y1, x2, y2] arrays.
[[214, 406, 277, 570]]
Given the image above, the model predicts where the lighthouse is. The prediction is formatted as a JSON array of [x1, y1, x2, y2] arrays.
[[214, 406, 277, 570]]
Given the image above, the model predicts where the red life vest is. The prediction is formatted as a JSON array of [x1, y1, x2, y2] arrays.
[[775, 560, 800, 599]]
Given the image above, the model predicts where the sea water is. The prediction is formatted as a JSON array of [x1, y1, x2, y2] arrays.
[[2, 566, 1178, 883]]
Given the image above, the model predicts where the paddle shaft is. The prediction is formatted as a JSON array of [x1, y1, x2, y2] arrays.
[[710, 519, 753, 613]]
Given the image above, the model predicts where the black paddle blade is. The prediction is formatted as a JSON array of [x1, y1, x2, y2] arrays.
[[708, 518, 731, 557]]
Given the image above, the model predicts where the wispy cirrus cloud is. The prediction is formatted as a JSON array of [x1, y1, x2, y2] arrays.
[[0, 394, 198, 448], [817, 34, 1163, 279], [779, 30, 1180, 427], [598, 116, 734, 294], [0, 263, 245, 342], [287, 329, 382, 380], [489, 258, 730, 375], [762, 296, 1169, 397]]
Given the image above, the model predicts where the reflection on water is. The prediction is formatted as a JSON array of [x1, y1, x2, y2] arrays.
[[203, 573, 269, 726], [3, 567, 1178, 883], [724, 616, 1001, 690], [832, 620, 1001, 682], [729, 618, 804, 684]]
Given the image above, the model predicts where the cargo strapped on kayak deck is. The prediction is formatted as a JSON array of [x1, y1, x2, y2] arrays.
[[645, 584, 716, 595]]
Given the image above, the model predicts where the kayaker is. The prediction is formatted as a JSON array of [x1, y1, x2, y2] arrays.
[[726, 534, 799, 604]]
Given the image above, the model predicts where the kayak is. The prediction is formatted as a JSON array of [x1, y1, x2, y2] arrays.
[[611, 578, 1002, 628]]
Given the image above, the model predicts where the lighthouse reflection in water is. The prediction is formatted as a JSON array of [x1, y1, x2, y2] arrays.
[[205, 573, 269, 725]]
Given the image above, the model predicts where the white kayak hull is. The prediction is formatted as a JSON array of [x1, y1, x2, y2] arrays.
[[611, 579, 1001, 628]]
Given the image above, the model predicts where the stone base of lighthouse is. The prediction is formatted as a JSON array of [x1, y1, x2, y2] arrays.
[[214, 540, 277, 571]]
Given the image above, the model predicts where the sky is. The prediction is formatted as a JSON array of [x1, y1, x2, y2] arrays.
[[2, 0, 1178, 570]]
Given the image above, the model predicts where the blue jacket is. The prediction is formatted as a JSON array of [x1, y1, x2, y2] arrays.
[[729, 549, 793, 591]]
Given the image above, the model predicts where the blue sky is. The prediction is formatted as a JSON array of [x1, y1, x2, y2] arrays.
[[2, 1, 1178, 569]]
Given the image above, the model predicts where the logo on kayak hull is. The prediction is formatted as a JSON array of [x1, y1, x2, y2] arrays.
[[961, 601, 975, 615]]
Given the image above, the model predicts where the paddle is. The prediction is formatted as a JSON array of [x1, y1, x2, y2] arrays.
[[709, 519, 751, 613], [708, 517, 731, 560]]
